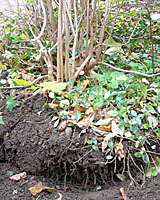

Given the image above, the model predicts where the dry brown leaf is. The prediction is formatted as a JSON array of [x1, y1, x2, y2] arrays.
[[47, 103, 59, 109], [21, 73, 34, 82], [120, 187, 127, 200], [84, 135, 88, 145], [58, 121, 67, 131], [73, 105, 87, 114], [42, 88, 48, 97], [97, 125, 111, 132], [112, 120, 123, 137], [101, 120, 123, 152], [102, 133, 115, 152], [114, 141, 125, 161], [29, 181, 54, 196], [10, 172, 26, 181], [68, 112, 94, 128]]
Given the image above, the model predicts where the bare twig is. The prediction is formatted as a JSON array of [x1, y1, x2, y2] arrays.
[[0, 75, 48, 90], [100, 62, 160, 78]]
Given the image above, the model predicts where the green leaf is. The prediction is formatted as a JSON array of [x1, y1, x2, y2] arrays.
[[75, 110, 81, 121], [19, 33, 28, 40], [6, 96, 19, 111], [106, 148, 111, 154], [146, 105, 156, 114], [107, 110, 118, 117], [93, 97, 104, 107], [147, 116, 158, 128], [40, 81, 68, 93], [151, 145, 156, 150], [87, 139, 92, 145], [92, 138, 97, 145], [116, 174, 126, 181], [92, 145, 98, 151], [15, 79, 31, 85], [110, 71, 124, 78], [142, 153, 150, 164], [90, 73, 105, 81], [131, 110, 137, 117], [106, 155, 113, 160], [146, 168, 152, 178], [151, 168, 158, 177], [108, 38, 121, 46], [135, 141, 140, 148], [104, 91, 111, 99], [108, 80, 119, 89], [134, 152, 143, 158], [143, 123, 149, 129], [0, 116, 4, 125], [27, 0, 34, 3], [108, 140, 114, 150]]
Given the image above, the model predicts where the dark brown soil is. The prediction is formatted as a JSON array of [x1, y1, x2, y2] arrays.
[[0, 94, 160, 200]]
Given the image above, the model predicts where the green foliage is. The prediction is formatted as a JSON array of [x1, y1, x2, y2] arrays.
[[87, 137, 98, 151], [6, 96, 19, 111], [145, 157, 160, 178], [0, 116, 4, 125]]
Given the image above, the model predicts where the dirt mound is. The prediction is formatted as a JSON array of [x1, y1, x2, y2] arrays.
[[0, 94, 120, 188]]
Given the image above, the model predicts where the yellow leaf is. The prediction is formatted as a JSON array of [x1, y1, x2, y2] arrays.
[[85, 107, 94, 115], [80, 80, 90, 90], [29, 181, 54, 196]]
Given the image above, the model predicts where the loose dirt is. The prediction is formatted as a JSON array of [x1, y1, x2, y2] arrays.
[[0, 94, 160, 200]]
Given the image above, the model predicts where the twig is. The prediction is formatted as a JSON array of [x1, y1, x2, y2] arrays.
[[74, 54, 91, 79], [100, 62, 160, 78], [0, 75, 48, 90]]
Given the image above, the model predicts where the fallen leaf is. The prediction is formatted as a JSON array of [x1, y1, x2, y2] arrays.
[[85, 107, 94, 115], [29, 181, 54, 196], [58, 121, 67, 131], [47, 103, 59, 109], [101, 120, 123, 152], [68, 112, 94, 128], [54, 119, 60, 128], [102, 133, 115, 152], [21, 73, 34, 82], [40, 81, 68, 93], [79, 80, 90, 90], [94, 118, 112, 126], [112, 120, 123, 137], [10, 172, 27, 181], [73, 105, 87, 114], [97, 125, 111, 132], [120, 187, 127, 200], [114, 141, 125, 161]]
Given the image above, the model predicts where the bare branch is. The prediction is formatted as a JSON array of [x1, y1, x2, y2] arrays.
[[100, 62, 160, 78]]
